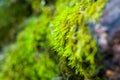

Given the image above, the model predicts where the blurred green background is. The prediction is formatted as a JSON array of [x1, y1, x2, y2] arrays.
[[0, 0, 60, 80]]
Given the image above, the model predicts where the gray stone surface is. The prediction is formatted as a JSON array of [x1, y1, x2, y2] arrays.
[[100, 0, 120, 30]]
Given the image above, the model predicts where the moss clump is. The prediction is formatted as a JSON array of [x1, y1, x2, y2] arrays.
[[0, 0, 108, 80], [52, 0, 107, 79], [0, 15, 59, 80]]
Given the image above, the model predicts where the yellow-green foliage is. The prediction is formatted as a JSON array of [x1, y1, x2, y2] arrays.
[[0, 15, 59, 80], [52, 0, 107, 79], [0, 0, 108, 80]]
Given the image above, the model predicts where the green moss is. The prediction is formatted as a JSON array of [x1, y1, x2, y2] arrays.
[[0, 15, 59, 80], [52, 0, 107, 79], [0, 0, 108, 80]]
